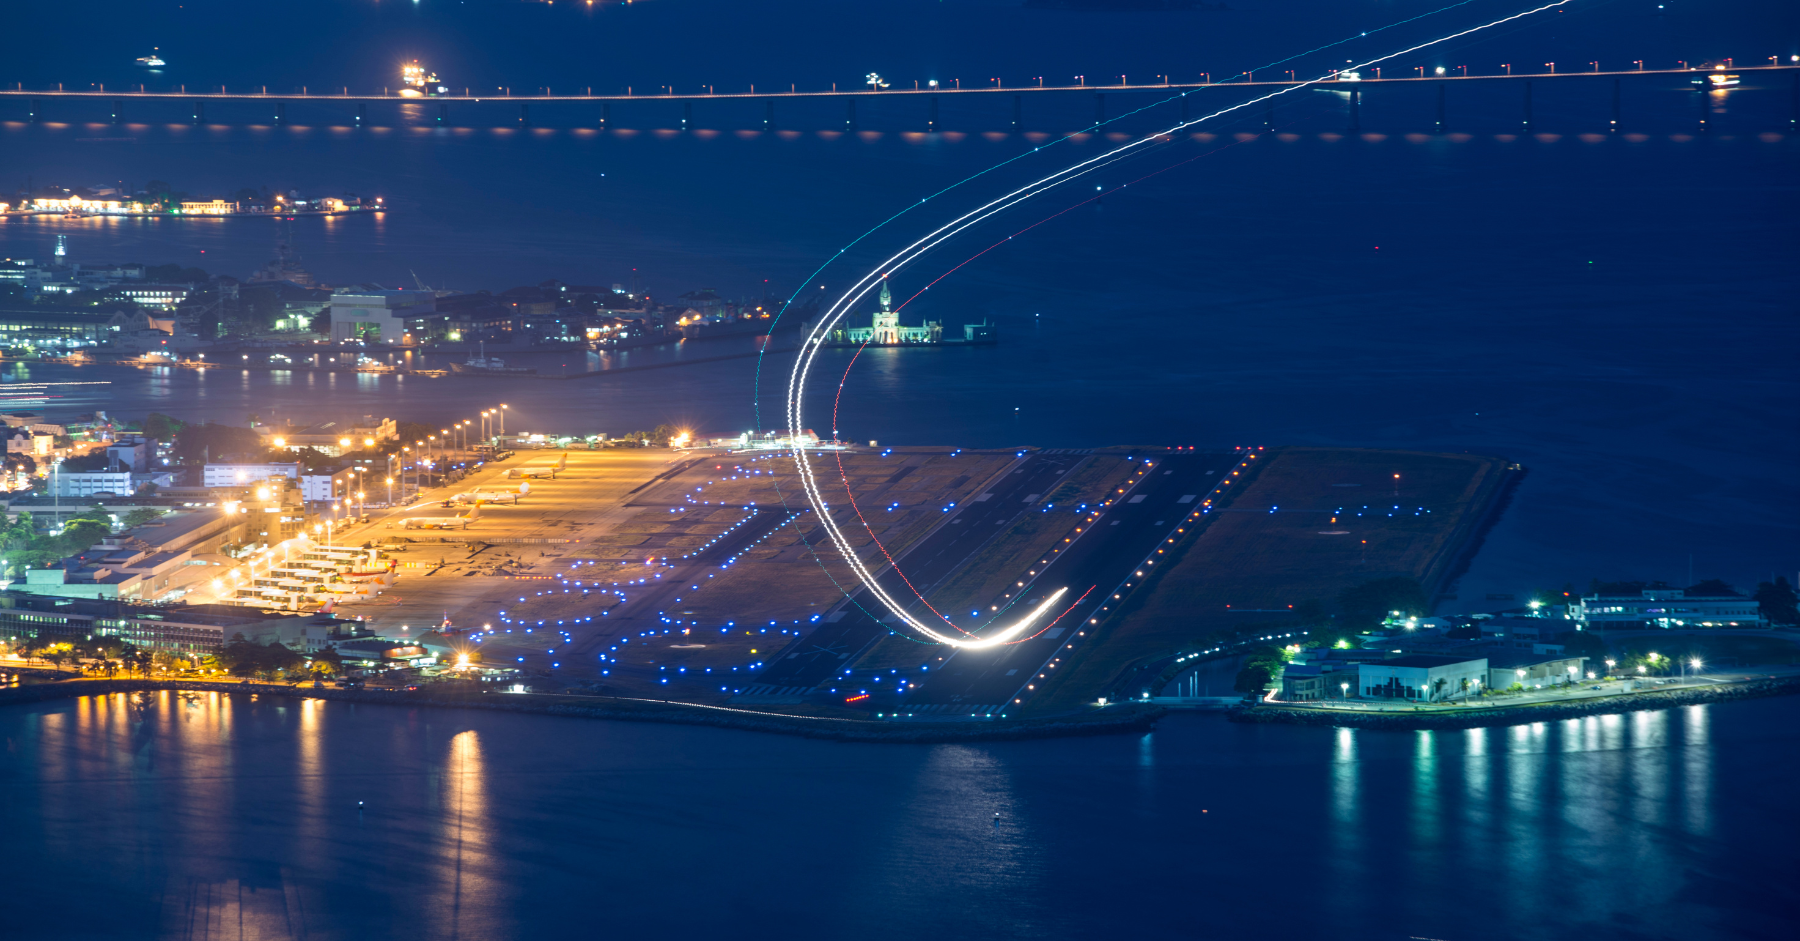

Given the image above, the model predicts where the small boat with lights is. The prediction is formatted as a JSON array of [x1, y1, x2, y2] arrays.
[[136, 51, 165, 68], [451, 350, 536, 376]]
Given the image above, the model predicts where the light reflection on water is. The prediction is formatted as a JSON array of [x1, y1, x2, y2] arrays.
[[0, 693, 1788, 940]]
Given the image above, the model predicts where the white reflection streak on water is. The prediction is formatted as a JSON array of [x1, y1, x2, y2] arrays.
[[870, 745, 1042, 934], [1502, 724, 1545, 909], [1630, 711, 1668, 824], [432, 730, 492, 940], [1462, 727, 1490, 832], [1682, 705, 1710, 835], [1329, 727, 1358, 871], [1412, 731, 1438, 847]]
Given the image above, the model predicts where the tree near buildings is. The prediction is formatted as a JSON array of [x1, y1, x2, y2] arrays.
[[1754, 578, 1798, 626], [1337, 577, 1429, 632]]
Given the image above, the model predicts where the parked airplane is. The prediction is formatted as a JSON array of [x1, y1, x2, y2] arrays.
[[403, 504, 480, 530], [507, 453, 567, 479], [452, 481, 530, 505]]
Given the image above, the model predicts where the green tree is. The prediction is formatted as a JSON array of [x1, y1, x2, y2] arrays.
[[171, 421, 264, 464], [121, 507, 165, 529], [311, 645, 344, 676], [1233, 662, 1273, 694], [143, 413, 183, 443], [1685, 579, 1742, 597]]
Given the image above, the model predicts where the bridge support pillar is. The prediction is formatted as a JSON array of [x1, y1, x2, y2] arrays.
[[601, 102, 610, 129], [192, 100, 204, 125], [1521, 81, 1532, 134], [356, 102, 366, 126], [1263, 96, 1274, 133], [1347, 88, 1360, 134], [1609, 78, 1619, 133], [682, 100, 691, 131], [1435, 83, 1445, 134], [763, 98, 772, 130], [845, 97, 856, 131], [927, 94, 937, 132], [1012, 94, 1021, 131], [1697, 87, 1709, 133], [29, 99, 39, 122], [275, 102, 286, 125], [1094, 92, 1105, 126], [520, 103, 530, 126], [1178, 92, 1187, 124], [112, 99, 123, 124], [438, 102, 447, 125]]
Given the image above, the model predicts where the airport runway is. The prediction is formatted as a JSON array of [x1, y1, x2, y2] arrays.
[[898, 450, 1243, 714], [749, 450, 1245, 709]]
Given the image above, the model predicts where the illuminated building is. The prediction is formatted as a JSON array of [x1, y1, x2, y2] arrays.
[[328, 289, 436, 344], [177, 199, 239, 215], [31, 196, 128, 214], [1573, 588, 1767, 629], [834, 279, 942, 345]]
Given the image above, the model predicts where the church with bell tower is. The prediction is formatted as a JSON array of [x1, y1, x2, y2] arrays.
[[835, 277, 942, 346]]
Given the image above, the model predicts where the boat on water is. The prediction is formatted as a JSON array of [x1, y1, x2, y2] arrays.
[[400, 60, 449, 97], [136, 50, 165, 68], [450, 345, 536, 375]]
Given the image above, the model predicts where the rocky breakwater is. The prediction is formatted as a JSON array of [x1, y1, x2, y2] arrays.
[[1228, 675, 1800, 732]]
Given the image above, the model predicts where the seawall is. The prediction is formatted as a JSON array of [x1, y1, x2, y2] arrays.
[[1228, 675, 1800, 731], [0, 678, 1164, 744]]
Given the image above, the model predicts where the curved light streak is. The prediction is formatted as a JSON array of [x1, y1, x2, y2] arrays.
[[784, 1, 1573, 646]]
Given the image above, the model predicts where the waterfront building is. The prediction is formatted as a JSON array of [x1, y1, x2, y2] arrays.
[[0, 310, 114, 345], [1484, 649, 1589, 690], [1573, 589, 1767, 629], [836, 279, 942, 345], [30, 196, 129, 214], [1358, 655, 1489, 702], [0, 592, 358, 656], [328, 290, 436, 344], [177, 200, 238, 216]]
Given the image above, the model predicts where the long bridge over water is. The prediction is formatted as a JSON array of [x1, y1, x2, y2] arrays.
[[5, 64, 1797, 133]]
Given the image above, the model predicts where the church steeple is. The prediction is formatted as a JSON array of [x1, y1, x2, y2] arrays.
[[878, 277, 892, 312]]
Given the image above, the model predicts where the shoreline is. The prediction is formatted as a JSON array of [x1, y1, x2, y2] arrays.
[[1229, 675, 1800, 731], [0, 677, 1163, 743]]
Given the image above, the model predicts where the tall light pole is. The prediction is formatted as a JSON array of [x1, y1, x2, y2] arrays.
[[386, 476, 393, 506], [499, 404, 508, 442]]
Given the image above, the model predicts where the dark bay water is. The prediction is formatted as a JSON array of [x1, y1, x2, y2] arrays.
[[2, 692, 1795, 940]]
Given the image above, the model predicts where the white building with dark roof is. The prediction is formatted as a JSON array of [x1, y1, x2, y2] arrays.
[[1573, 589, 1766, 629]]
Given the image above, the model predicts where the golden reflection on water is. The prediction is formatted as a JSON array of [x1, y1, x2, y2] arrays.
[[431, 729, 493, 939]]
